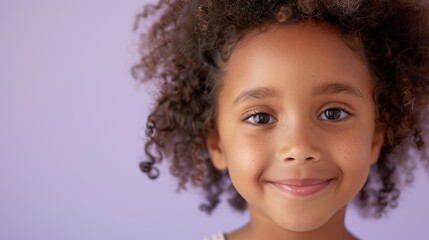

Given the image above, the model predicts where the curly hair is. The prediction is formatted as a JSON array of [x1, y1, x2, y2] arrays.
[[133, 0, 429, 216]]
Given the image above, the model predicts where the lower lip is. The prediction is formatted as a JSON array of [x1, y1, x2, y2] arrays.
[[270, 179, 333, 197]]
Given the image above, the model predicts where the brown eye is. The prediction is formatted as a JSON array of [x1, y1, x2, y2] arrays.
[[319, 108, 349, 121], [245, 112, 276, 125]]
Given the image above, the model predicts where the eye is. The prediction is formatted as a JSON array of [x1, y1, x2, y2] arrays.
[[245, 112, 276, 125], [319, 108, 350, 121]]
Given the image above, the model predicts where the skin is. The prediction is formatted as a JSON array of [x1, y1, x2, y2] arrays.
[[206, 22, 385, 240]]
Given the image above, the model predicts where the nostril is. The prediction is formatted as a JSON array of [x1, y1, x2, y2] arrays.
[[283, 156, 317, 161]]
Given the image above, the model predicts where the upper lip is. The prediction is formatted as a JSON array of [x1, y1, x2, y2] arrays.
[[268, 178, 333, 186]]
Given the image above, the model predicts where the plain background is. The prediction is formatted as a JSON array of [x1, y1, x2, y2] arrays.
[[1, 0, 428, 239]]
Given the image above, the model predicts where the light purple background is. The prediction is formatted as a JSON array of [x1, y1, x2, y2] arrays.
[[0, 0, 428, 239]]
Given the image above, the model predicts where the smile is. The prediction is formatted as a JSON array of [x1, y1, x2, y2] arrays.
[[268, 178, 334, 197]]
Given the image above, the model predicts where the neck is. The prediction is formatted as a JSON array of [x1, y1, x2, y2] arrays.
[[228, 207, 357, 240]]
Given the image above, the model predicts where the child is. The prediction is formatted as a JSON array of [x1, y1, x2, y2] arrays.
[[133, 0, 429, 239]]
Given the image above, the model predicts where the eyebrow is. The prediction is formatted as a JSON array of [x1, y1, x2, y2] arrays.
[[232, 82, 364, 106], [233, 87, 280, 105], [314, 82, 364, 98]]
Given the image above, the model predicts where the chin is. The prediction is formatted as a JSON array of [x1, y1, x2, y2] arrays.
[[274, 212, 334, 233]]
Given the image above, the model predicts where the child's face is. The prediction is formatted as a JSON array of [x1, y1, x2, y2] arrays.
[[207, 22, 385, 232]]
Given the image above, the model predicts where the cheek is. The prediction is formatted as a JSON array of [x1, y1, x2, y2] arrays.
[[225, 133, 273, 195], [332, 130, 373, 187], [228, 134, 270, 173]]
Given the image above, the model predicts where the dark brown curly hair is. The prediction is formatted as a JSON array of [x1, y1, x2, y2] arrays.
[[133, 0, 429, 217]]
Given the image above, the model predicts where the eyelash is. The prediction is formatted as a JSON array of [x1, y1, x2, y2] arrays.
[[244, 111, 277, 125], [244, 107, 352, 125], [318, 107, 352, 121]]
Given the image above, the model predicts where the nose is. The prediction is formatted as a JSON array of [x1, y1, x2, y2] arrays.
[[277, 119, 321, 163]]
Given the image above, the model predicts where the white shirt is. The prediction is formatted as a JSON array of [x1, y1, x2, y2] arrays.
[[203, 232, 226, 240]]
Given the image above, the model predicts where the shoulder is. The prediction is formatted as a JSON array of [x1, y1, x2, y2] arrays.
[[203, 232, 226, 240]]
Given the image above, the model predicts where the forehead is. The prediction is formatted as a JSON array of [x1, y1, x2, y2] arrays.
[[228, 21, 364, 67], [220, 21, 373, 94]]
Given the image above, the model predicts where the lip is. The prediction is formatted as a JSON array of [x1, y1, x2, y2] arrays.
[[268, 178, 333, 197]]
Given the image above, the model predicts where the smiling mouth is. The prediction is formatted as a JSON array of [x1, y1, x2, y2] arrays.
[[268, 178, 334, 197]]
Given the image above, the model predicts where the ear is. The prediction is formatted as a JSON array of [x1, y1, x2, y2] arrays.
[[206, 128, 228, 170], [370, 121, 385, 165]]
